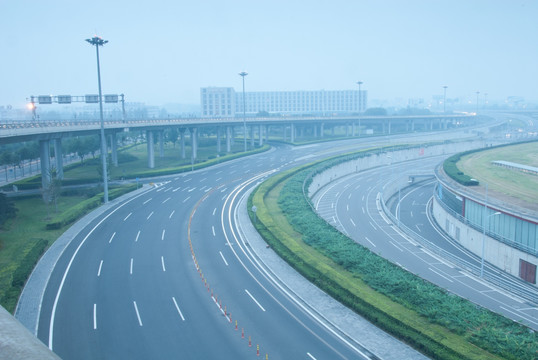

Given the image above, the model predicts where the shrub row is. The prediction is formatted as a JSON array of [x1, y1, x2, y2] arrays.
[[4, 145, 270, 191], [443, 152, 479, 186], [1, 238, 49, 312], [442, 139, 538, 186], [250, 146, 536, 359], [11, 239, 48, 289], [45, 184, 137, 230]]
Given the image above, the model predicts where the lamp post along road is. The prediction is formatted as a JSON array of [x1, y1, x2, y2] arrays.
[[357, 81, 363, 136], [443, 85, 448, 113], [86, 36, 109, 203], [239, 71, 248, 152], [480, 182, 501, 278]]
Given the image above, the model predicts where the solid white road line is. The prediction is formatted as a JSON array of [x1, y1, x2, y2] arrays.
[[161, 256, 166, 272], [123, 213, 132, 221], [245, 289, 266, 312], [364, 236, 376, 248], [219, 251, 228, 266], [97, 260, 103, 277], [93, 304, 97, 330], [390, 241, 404, 252], [108, 232, 116, 244], [133, 301, 143, 326], [130, 258, 134, 275], [212, 226, 216, 236], [172, 297, 185, 321], [429, 267, 454, 283], [147, 211, 154, 220], [48, 187, 154, 350], [135, 230, 140, 242], [307, 353, 317, 360]]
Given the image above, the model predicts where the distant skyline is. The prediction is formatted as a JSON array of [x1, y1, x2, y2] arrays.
[[1, 0, 537, 109]]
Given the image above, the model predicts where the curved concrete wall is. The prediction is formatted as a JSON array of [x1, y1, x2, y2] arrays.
[[308, 140, 485, 198]]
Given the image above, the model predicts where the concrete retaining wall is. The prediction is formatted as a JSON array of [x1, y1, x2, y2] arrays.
[[432, 197, 538, 287], [308, 140, 485, 198]]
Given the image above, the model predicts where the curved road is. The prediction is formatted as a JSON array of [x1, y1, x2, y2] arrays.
[[29, 122, 531, 359], [312, 155, 538, 330]]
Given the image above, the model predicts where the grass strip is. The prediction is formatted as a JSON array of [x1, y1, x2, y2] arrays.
[[250, 155, 535, 359]]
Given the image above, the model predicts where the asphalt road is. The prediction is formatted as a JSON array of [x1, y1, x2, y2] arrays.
[[312, 154, 538, 330], [38, 140, 398, 360], [33, 124, 532, 359]]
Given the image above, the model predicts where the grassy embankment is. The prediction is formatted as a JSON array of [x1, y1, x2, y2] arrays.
[[0, 140, 268, 313], [249, 145, 537, 360]]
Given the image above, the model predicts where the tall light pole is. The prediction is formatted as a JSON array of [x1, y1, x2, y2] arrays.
[[475, 90, 480, 115], [357, 81, 363, 136], [86, 35, 109, 203], [442, 85, 448, 113], [239, 71, 248, 152], [480, 182, 501, 278]]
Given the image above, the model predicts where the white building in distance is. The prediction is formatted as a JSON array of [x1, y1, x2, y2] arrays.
[[200, 87, 367, 118]]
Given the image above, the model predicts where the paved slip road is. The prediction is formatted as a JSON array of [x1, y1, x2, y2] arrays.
[[313, 155, 538, 331], [23, 127, 501, 360]]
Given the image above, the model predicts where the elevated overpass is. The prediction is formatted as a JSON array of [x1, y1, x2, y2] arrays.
[[0, 114, 476, 190]]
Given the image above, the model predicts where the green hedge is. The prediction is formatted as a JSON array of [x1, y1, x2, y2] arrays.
[[11, 239, 48, 288], [250, 145, 537, 360], [443, 152, 479, 186], [45, 184, 137, 230], [442, 140, 538, 186]]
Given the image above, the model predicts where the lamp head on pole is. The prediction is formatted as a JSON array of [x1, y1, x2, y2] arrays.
[[239, 71, 248, 77], [356, 81, 363, 86], [85, 36, 108, 46]]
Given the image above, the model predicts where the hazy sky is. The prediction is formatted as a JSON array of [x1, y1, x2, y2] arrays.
[[1, 0, 536, 108]]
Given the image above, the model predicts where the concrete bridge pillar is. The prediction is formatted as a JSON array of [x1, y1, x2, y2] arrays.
[[39, 140, 51, 192], [230, 127, 235, 146], [250, 126, 255, 148], [352, 122, 356, 137], [265, 125, 269, 143], [110, 133, 118, 167], [290, 123, 295, 143], [388, 120, 392, 135], [320, 123, 324, 138], [411, 120, 415, 132], [190, 127, 198, 160], [314, 124, 318, 138], [158, 131, 165, 158], [180, 128, 186, 159], [147, 130, 155, 169], [53, 138, 63, 179], [259, 124, 263, 146], [226, 126, 232, 153], [217, 126, 222, 154]]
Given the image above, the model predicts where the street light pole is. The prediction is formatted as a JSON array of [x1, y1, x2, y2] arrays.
[[480, 182, 501, 278], [86, 35, 109, 203], [357, 81, 363, 136], [239, 71, 248, 152], [443, 85, 448, 113], [475, 90, 480, 115]]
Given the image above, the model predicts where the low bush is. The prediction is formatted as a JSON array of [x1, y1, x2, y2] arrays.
[[11, 239, 48, 289], [250, 145, 537, 360]]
